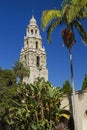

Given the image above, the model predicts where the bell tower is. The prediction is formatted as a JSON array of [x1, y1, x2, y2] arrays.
[[20, 16, 48, 83]]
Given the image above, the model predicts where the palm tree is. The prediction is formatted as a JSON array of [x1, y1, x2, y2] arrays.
[[41, 0, 87, 130], [12, 61, 30, 81]]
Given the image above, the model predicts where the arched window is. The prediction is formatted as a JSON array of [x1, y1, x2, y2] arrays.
[[35, 29, 37, 34], [31, 29, 33, 34], [24, 55, 26, 60], [27, 40, 28, 45], [36, 41, 38, 49], [36, 56, 40, 67]]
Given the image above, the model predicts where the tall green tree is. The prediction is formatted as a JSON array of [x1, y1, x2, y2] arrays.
[[41, 0, 87, 130], [0, 69, 17, 129], [0, 69, 16, 87], [62, 80, 72, 94], [82, 74, 87, 90], [12, 61, 30, 81]]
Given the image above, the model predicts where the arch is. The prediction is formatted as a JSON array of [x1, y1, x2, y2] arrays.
[[31, 29, 33, 34], [27, 40, 28, 45], [36, 56, 40, 67], [36, 41, 38, 49], [24, 55, 26, 60], [35, 29, 37, 34]]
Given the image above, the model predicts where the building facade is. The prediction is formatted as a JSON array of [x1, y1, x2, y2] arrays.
[[61, 89, 87, 130], [20, 16, 48, 83]]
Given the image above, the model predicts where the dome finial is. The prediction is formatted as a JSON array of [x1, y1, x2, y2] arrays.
[[29, 10, 37, 26], [32, 9, 34, 18]]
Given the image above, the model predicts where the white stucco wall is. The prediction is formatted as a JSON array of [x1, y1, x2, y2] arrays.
[[61, 89, 87, 130]]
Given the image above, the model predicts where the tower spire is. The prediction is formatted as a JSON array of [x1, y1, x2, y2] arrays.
[[20, 16, 48, 83]]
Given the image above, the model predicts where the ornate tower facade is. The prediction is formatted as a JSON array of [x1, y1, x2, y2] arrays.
[[20, 16, 48, 83]]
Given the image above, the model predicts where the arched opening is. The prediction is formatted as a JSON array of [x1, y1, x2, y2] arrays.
[[24, 55, 26, 60], [35, 29, 37, 34], [27, 40, 28, 45], [36, 41, 38, 49], [36, 56, 40, 67], [31, 29, 33, 34]]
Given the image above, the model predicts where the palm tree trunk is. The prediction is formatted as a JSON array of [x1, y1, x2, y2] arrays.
[[69, 48, 78, 130]]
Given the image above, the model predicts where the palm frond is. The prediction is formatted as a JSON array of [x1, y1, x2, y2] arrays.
[[60, 113, 70, 120], [47, 19, 62, 43], [72, 0, 87, 10], [66, 0, 87, 24], [62, 4, 70, 17], [74, 20, 87, 44], [81, 0, 87, 8], [72, 0, 87, 8], [82, 11, 87, 19], [72, 0, 80, 5], [61, 0, 72, 8], [41, 10, 62, 30], [67, 5, 80, 24]]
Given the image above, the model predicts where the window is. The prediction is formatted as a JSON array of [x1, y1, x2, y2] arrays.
[[35, 29, 37, 34], [36, 41, 38, 49], [24, 55, 26, 60], [31, 29, 33, 34], [36, 56, 40, 67], [27, 40, 28, 45]]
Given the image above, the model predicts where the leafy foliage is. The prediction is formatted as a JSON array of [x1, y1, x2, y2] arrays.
[[0, 69, 16, 87], [0, 68, 73, 130], [0, 69, 17, 121], [5, 79, 71, 130], [82, 74, 87, 90], [12, 61, 30, 81]]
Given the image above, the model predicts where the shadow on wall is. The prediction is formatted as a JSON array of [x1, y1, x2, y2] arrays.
[[78, 90, 84, 101], [77, 89, 87, 101]]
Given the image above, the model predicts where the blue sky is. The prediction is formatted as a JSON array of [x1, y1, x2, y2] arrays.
[[0, 0, 87, 90]]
